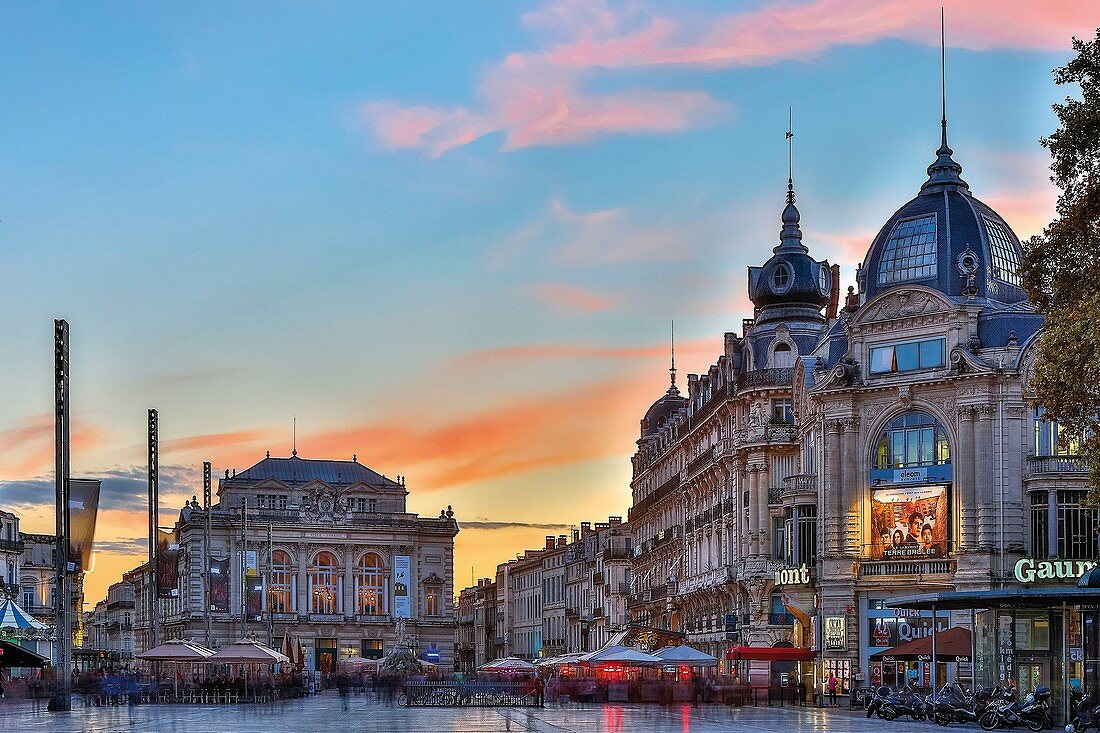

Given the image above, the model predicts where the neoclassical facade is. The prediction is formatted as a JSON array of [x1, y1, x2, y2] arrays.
[[628, 116, 1093, 695], [131, 453, 458, 672]]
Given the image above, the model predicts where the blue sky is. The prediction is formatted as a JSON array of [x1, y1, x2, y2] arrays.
[[1, 0, 1094, 602]]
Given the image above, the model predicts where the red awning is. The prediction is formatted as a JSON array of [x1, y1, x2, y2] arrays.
[[726, 646, 816, 662], [869, 626, 972, 662]]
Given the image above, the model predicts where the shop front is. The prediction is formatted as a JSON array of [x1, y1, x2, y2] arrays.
[[866, 598, 951, 689], [889, 584, 1100, 726]]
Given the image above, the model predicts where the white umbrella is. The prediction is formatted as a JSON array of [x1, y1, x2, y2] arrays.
[[136, 639, 215, 661], [0, 599, 46, 630], [579, 645, 661, 665], [207, 639, 290, 664], [652, 645, 718, 666], [479, 657, 536, 672]]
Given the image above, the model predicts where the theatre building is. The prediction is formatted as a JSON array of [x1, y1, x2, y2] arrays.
[[131, 453, 459, 672]]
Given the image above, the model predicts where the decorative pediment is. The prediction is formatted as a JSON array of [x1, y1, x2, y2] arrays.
[[854, 287, 952, 326], [949, 347, 994, 375], [299, 484, 349, 524], [422, 573, 445, 586]]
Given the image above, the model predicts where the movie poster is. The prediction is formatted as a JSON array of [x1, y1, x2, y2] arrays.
[[210, 557, 230, 612], [394, 555, 411, 619], [68, 479, 101, 572], [246, 575, 264, 621], [870, 485, 949, 559], [156, 528, 180, 598]]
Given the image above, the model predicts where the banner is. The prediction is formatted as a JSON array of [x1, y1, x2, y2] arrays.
[[869, 612, 950, 649], [68, 479, 101, 573], [246, 575, 264, 621], [156, 528, 180, 598], [210, 557, 230, 612], [870, 484, 948, 559], [394, 555, 411, 619]]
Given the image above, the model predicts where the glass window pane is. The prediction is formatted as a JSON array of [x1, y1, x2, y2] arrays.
[[895, 342, 919, 371], [870, 346, 894, 374], [905, 429, 921, 466], [892, 431, 905, 467], [920, 427, 934, 464], [919, 339, 944, 368]]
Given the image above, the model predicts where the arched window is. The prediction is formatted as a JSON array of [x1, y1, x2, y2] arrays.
[[874, 412, 950, 469], [355, 553, 386, 616], [772, 342, 794, 369], [268, 550, 295, 613], [309, 551, 341, 615]]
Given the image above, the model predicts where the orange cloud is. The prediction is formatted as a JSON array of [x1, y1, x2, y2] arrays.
[[0, 414, 106, 479], [531, 282, 619, 313], [165, 428, 273, 454]]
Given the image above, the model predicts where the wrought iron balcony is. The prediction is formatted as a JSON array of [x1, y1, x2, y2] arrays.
[[0, 538, 26, 554], [736, 368, 795, 390]]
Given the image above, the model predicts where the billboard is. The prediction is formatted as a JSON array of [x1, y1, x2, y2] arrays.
[[68, 479, 101, 573], [210, 557, 230, 612], [246, 575, 264, 621], [870, 484, 948, 559], [394, 555, 411, 619], [156, 529, 180, 598]]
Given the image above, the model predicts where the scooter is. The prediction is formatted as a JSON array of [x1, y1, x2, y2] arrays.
[[877, 683, 927, 722], [929, 682, 981, 726], [1067, 692, 1100, 733], [866, 685, 891, 718], [979, 686, 1052, 731]]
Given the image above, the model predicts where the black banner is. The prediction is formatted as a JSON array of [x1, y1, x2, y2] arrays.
[[68, 479, 101, 572], [246, 575, 264, 621], [156, 528, 179, 598], [210, 557, 229, 612]]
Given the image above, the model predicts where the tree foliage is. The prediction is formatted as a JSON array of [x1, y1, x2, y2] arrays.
[[1021, 28, 1100, 496]]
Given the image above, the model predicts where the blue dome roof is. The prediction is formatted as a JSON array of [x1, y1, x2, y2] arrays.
[[859, 137, 1027, 305]]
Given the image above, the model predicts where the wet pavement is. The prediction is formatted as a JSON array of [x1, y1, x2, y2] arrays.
[[0, 694, 937, 732]]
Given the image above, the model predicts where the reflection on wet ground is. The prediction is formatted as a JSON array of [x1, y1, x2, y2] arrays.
[[0, 694, 937, 732]]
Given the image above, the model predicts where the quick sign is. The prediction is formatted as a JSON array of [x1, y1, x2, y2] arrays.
[[824, 616, 846, 651], [774, 564, 811, 586], [1013, 558, 1096, 583]]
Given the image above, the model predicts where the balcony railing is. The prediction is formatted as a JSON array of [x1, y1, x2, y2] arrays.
[[0, 538, 26, 554], [782, 474, 817, 494], [686, 446, 718, 476], [859, 559, 956, 577], [629, 474, 681, 520], [736, 368, 795, 390], [565, 607, 579, 617], [592, 571, 604, 584], [601, 546, 631, 561], [1027, 455, 1087, 474], [610, 582, 630, 595], [768, 486, 783, 506]]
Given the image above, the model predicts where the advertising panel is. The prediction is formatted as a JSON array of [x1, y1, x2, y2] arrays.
[[156, 528, 180, 598], [394, 555, 411, 619], [869, 611, 950, 649], [870, 484, 948, 559], [210, 557, 230, 612], [245, 575, 264, 621], [824, 616, 847, 651], [68, 479, 101, 572]]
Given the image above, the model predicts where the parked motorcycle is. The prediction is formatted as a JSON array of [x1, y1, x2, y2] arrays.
[[866, 685, 891, 719], [875, 683, 927, 722], [929, 682, 982, 726], [1067, 692, 1100, 733], [979, 686, 1052, 731]]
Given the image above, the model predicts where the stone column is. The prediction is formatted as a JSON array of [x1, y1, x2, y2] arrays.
[[840, 418, 859, 557], [343, 547, 355, 617], [759, 463, 771, 558], [957, 407, 976, 552], [825, 421, 843, 556], [748, 467, 760, 556], [974, 405, 995, 549]]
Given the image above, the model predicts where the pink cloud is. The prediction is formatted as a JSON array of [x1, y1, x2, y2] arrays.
[[531, 282, 619, 313], [362, 0, 1093, 155]]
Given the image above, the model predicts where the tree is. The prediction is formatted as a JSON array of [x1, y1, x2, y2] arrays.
[[1021, 28, 1100, 497]]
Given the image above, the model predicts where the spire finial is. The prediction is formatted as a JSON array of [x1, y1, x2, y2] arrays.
[[669, 320, 677, 391], [786, 105, 795, 206], [940, 7, 948, 152], [921, 8, 968, 193], [292, 415, 297, 457]]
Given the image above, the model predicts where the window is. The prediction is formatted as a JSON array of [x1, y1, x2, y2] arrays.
[[1029, 492, 1049, 558], [1058, 490, 1097, 559], [984, 216, 1022, 286], [878, 214, 937, 284], [22, 585, 34, 609], [309, 551, 340, 615], [771, 399, 794, 424], [268, 550, 295, 613], [870, 338, 945, 374], [355, 553, 386, 616], [1033, 407, 1081, 457], [773, 264, 791, 291], [361, 639, 384, 660], [771, 518, 786, 562], [771, 342, 794, 369], [426, 588, 440, 617], [874, 412, 950, 469]]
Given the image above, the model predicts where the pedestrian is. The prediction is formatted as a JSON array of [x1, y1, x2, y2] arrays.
[[692, 675, 703, 708], [827, 674, 839, 707], [534, 675, 545, 707], [337, 673, 349, 711]]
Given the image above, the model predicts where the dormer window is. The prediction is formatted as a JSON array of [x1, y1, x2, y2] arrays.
[[772, 263, 792, 293]]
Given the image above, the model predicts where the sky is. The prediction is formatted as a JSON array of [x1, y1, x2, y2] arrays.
[[1, 0, 1096, 606]]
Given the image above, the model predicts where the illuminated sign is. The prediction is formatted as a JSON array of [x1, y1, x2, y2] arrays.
[[824, 616, 846, 651], [1013, 558, 1096, 584], [869, 485, 948, 560], [774, 564, 811, 586]]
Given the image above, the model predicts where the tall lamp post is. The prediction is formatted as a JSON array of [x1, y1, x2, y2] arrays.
[[50, 319, 72, 712]]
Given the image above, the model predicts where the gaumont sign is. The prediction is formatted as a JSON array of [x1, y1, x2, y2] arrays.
[[1013, 558, 1097, 584], [774, 564, 811, 586]]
